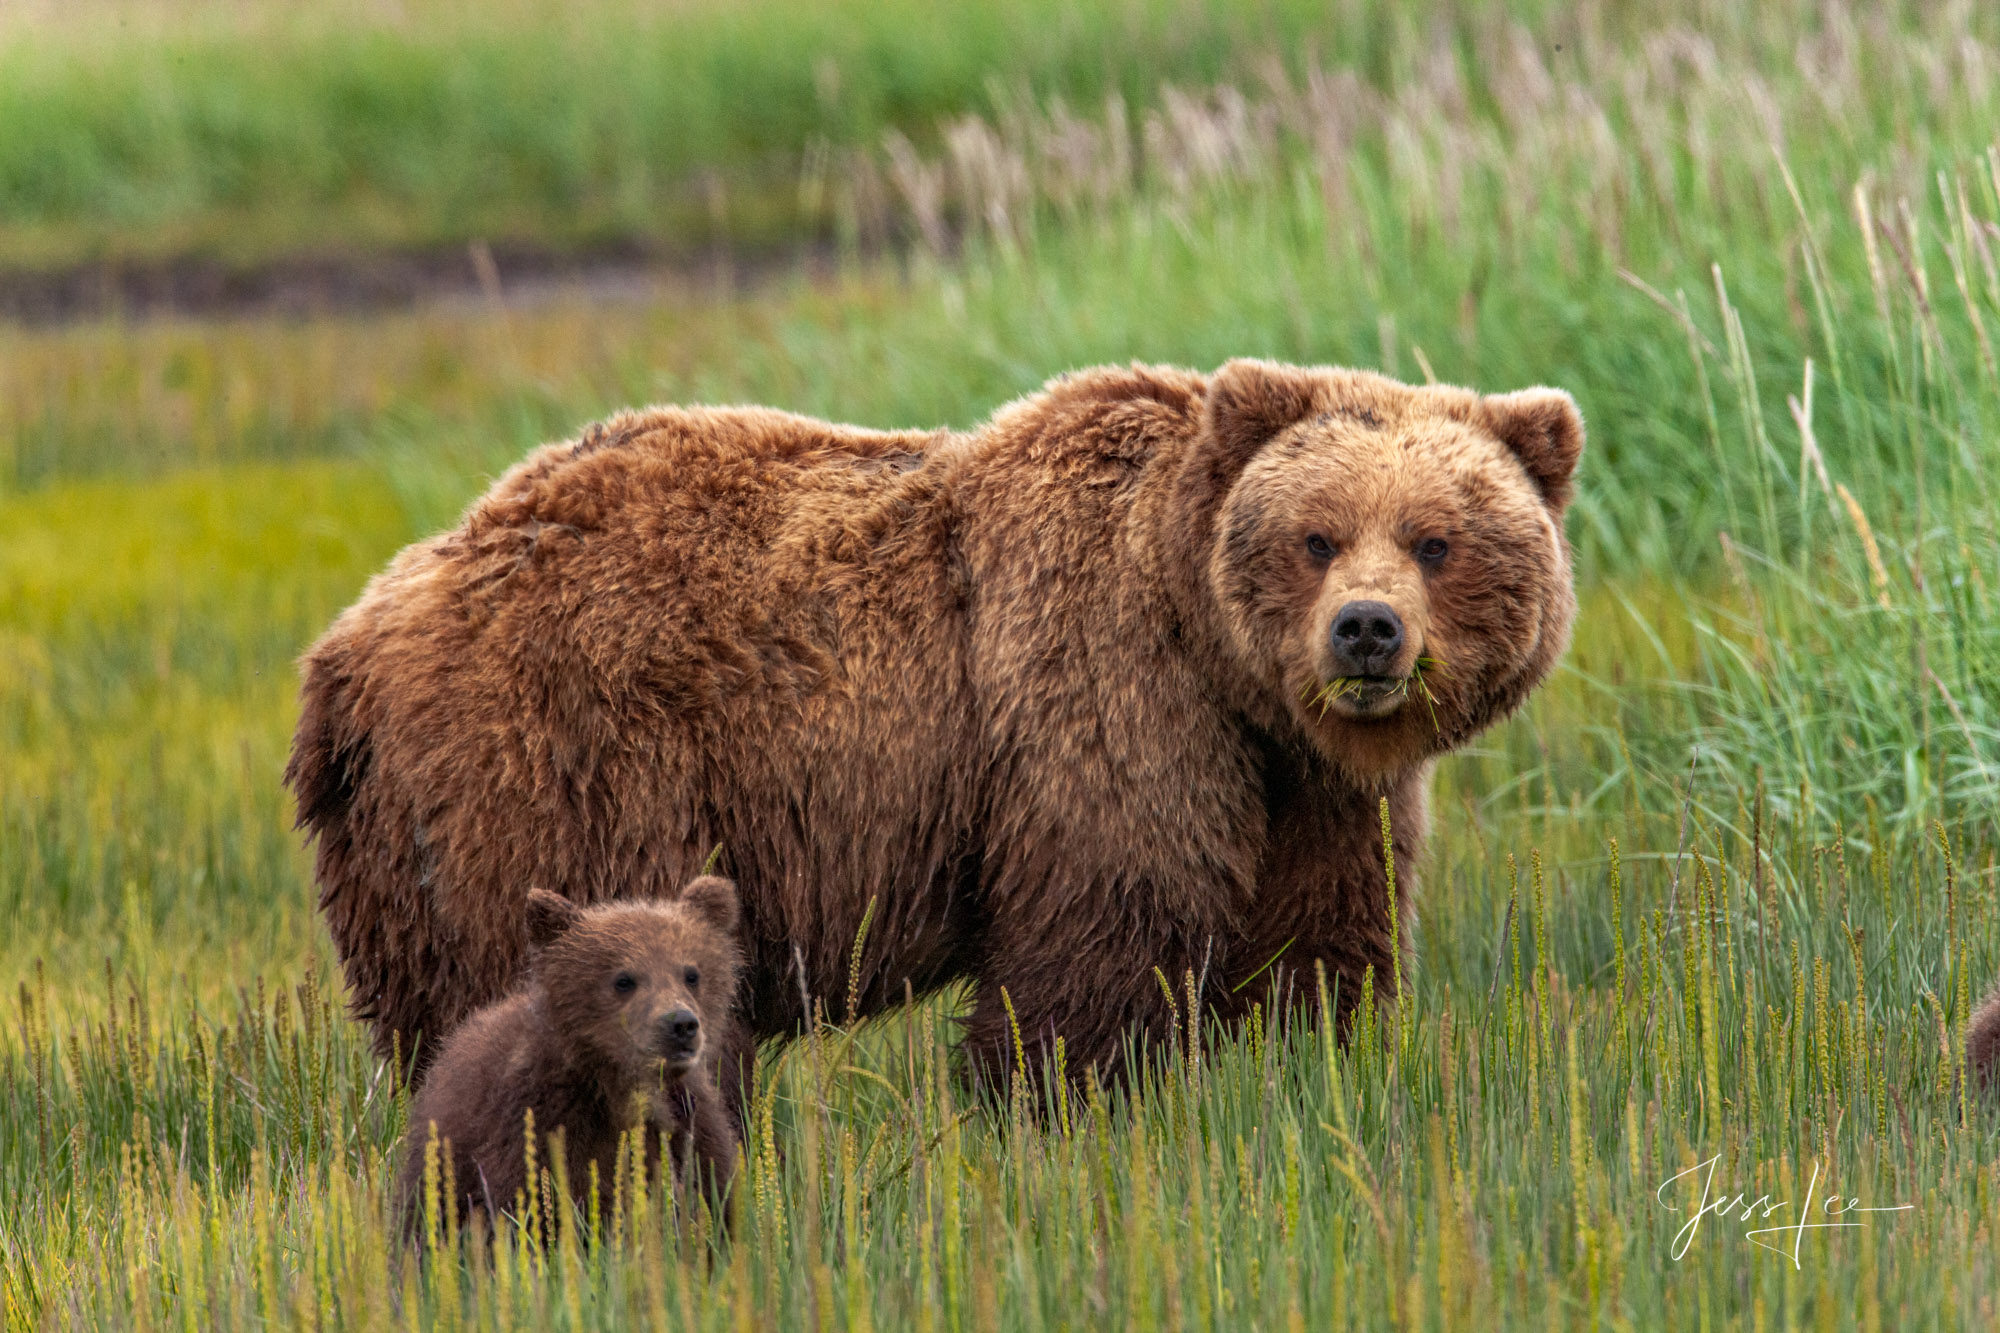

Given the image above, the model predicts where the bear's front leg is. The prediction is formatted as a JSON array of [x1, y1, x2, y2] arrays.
[[707, 1019, 756, 1139], [650, 1090, 735, 1230], [964, 926, 1218, 1106], [1214, 764, 1425, 1042], [682, 1081, 740, 1203]]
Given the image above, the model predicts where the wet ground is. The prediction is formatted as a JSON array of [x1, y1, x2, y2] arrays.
[[0, 237, 849, 325]]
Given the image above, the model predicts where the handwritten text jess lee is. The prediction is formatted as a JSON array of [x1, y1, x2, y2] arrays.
[[1656, 1155, 1912, 1266]]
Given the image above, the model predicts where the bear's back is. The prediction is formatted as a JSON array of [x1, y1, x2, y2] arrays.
[[463, 404, 949, 543]]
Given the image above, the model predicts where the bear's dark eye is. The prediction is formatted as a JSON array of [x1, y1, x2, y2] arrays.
[[1305, 533, 1335, 561], [683, 966, 700, 988], [1416, 537, 1449, 564], [612, 973, 638, 996]]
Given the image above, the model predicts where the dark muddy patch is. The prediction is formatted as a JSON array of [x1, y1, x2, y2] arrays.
[[0, 237, 848, 326]]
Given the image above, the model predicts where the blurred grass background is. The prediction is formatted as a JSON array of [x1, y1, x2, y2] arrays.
[[3, 0, 1999, 1326], [0, 0, 1338, 267]]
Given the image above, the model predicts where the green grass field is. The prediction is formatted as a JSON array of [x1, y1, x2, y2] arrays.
[[0, 0, 1341, 269], [4, 0, 2000, 1326]]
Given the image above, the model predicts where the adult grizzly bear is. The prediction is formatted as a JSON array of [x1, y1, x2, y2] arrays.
[[287, 359, 1582, 1098]]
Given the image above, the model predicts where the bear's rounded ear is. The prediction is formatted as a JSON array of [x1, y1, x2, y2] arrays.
[[1480, 388, 1584, 511], [524, 888, 583, 950], [1199, 359, 1326, 485], [679, 875, 740, 936]]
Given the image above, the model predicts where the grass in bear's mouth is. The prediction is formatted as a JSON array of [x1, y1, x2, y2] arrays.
[[1307, 655, 1446, 728]]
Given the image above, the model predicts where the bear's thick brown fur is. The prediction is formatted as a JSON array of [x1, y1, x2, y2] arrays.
[[289, 359, 1582, 1095], [1970, 984, 2000, 1093], [394, 878, 742, 1237]]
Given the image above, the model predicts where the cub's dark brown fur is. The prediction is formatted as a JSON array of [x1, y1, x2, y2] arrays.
[[1970, 984, 2000, 1093], [395, 878, 742, 1238], [291, 359, 1583, 1097]]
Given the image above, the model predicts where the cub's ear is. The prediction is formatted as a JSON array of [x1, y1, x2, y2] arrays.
[[679, 875, 741, 937], [524, 888, 583, 950], [1480, 387, 1584, 510], [1199, 359, 1326, 483]]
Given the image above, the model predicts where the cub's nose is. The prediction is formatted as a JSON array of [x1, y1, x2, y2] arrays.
[[657, 1008, 701, 1060], [1330, 600, 1406, 675]]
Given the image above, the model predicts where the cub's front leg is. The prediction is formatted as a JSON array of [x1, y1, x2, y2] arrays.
[[652, 1082, 739, 1223]]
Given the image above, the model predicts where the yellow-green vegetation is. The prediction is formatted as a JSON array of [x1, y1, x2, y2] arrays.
[[0, 0, 1337, 267], [4, 0, 2000, 1326]]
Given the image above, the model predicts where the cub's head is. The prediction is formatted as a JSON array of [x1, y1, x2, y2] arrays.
[[524, 877, 742, 1083], [1196, 358, 1582, 781]]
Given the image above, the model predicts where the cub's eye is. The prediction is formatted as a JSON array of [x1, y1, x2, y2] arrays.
[[1305, 534, 1335, 561], [683, 966, 701, 988], [612, 973, 638, 996], [1416, 537, 1449, 564]]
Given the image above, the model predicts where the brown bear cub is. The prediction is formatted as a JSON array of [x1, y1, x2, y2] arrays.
[[395, 877, 742, 1240], [1970, 984, 2000, 1093]]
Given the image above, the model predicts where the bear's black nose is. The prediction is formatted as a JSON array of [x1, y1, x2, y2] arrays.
[[1330, 600, 1405, 675], [658, 1008, 701, 1058]]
